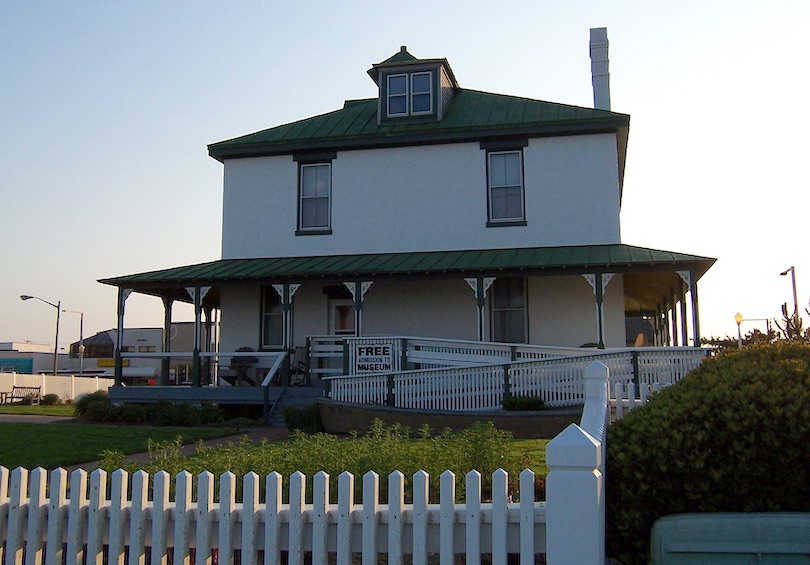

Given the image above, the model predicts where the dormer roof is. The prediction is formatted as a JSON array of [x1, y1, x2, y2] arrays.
[[366, 45, 459, 90]]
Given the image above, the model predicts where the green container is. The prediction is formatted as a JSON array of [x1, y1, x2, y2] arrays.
[[651, 513, 810, 564]]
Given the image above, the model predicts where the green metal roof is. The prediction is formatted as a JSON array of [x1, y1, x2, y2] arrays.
[[100, 244, 715, 289], [207, 89, 630, 162]]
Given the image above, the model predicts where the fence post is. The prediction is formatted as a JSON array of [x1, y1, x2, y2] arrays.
[[632, 350, 640, 396], [546, 424, 605, 565], [387, 374, 396, 407], [502, 364, 512, 401], [546, 360, 608, 565]]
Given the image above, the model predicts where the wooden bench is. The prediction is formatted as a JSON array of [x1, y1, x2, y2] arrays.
[[1, 385, 42, 405]]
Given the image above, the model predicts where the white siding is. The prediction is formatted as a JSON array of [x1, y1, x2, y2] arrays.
[[219, 284, 260, 354], [527, 274, 625, 348], [221, 134, 621, 259], [363, 280, 478, 340]]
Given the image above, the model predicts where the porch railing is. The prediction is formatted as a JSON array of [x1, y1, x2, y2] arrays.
[[326, 346, 706, 411]]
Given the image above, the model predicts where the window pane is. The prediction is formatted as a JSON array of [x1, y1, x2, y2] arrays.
[[489, 151, 524, 221], [262, 287, 283, 347], [412, 93, 431, 113], [411, 72, 431, 94], [302, 196, 329, 228], [492, 277, 526, 343], [302, 164, 329, 197], [388, 74, 407, 95], [388, 94, 407, 115], [489, 152, 521, 187]]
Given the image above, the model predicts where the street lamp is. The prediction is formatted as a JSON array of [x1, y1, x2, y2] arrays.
[[734, 312, 743, 348], [780, 266, 800, 332], [20, 294, 61, 375], [63, 309, 84, 376]]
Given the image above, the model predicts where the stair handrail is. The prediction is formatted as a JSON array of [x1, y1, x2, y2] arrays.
[[261, 351, 290, 387]]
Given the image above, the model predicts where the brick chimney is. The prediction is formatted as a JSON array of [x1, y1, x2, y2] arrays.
[[589, 28, 611, 111]]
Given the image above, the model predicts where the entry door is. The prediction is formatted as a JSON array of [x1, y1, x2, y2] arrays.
[[329, 299, 356, 336]]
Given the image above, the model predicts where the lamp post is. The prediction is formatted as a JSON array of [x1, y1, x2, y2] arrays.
[[20, 295, 61, 375], [63, 309, 84, 376], [734, 312, 743, 348], [780, 266, 800, 332]]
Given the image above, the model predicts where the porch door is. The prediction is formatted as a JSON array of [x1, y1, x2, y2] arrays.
[[329, 299, 356, 336], [491, 277, 527, 343]]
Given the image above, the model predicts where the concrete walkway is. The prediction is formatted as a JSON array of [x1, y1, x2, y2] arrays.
[[0, 414, 291, 472]]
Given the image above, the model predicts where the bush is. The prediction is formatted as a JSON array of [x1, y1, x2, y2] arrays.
[[502, 395, 545, 411], [283, 403, 324, 434], [41, 393, 61, 406], [73, 391, 225, 426], [74, 390, 112, 419], [606, 343, 810, 564]]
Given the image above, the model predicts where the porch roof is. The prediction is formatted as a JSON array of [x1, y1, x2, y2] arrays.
[[99, 244, 715, 311]]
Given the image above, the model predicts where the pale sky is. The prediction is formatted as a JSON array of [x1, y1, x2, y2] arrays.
[[2, 0, 808, 351]]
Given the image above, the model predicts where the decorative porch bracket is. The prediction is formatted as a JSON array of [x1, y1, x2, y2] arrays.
[[272, 283, 301, 349], [583, 273, 614, 349], [345, 281, 373, 336], [464, 277, 496, 341], [114, 288, 133, 386], [185, 286, 211, 387]]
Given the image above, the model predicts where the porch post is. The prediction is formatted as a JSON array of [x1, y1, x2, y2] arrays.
[[186, 286, 211, 387], [464, 277, 496, 341], [662, 296, 671, 346], [345, 281, 373, 337], [272, 283, 301, 349], [114, 288, 132, 387], [678, 270, 700, 346], [670, 287, 679, 347], [679, 284, 689, 346], [161, 296, 173, 386], [583, 273, 614, 349]]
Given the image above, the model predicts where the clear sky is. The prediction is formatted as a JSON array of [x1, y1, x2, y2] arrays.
[[2, 0, 808, 351]]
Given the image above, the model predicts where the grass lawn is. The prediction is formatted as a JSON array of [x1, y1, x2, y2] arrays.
[[0, 423, 238, 470], [0, 404, 75, 417]]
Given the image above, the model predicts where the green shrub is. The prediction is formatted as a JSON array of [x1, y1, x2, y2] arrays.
[[74, 390, 113, 420], [283, 403, 324, 434], [606, 343, 810, 564], [41, 393, 61, 406], [73, 391, 225, 426], [502, 395, 546, 411]]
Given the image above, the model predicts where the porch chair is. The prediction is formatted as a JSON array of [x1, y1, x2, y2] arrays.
[[290, 346, 309, 386]]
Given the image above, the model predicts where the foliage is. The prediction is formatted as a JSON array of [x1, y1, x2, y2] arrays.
[[73, 391, 225, 426], [282, 403, 324, 434], [606, 342, 810, 564], [100, 419, 542, 504], [775, 302, 810, 341], [502, 395, 546, 411], [701, 328, 778, 351], [40, 393, 61, 406]]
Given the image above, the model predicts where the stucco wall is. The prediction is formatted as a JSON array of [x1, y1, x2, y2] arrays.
[[220, 134, 621, 259]]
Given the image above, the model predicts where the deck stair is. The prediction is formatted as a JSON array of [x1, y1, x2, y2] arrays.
[[267, 384, 325, 426]]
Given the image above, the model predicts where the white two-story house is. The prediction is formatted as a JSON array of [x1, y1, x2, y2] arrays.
[[101, 30, 715, 393]]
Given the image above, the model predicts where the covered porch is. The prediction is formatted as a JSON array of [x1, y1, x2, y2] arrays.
[[98, 243, 715, 399]]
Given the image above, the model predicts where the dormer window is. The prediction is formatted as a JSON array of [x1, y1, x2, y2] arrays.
[[369, 46, 458, 124], [386, 71, 433, 117]]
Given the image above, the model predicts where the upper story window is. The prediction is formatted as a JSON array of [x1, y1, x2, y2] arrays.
[[386, 71, 433, 117], [298, 163, 332, 233], [487, 150, 525, 224]]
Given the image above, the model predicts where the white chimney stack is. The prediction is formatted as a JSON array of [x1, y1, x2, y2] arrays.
[[589, 27, 611, 111]]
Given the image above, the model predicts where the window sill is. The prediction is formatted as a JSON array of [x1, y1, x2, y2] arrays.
[[487, 220, 527, 228], [296, 228, 333, 236]]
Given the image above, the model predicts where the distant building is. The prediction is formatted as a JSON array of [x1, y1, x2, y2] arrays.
[[0, 342, 66, 374], [66, 323, 198, 382]]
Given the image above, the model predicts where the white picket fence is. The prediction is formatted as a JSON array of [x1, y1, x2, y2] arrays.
[[0, 362, 615, 564], [0, 373, 113, 402]]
